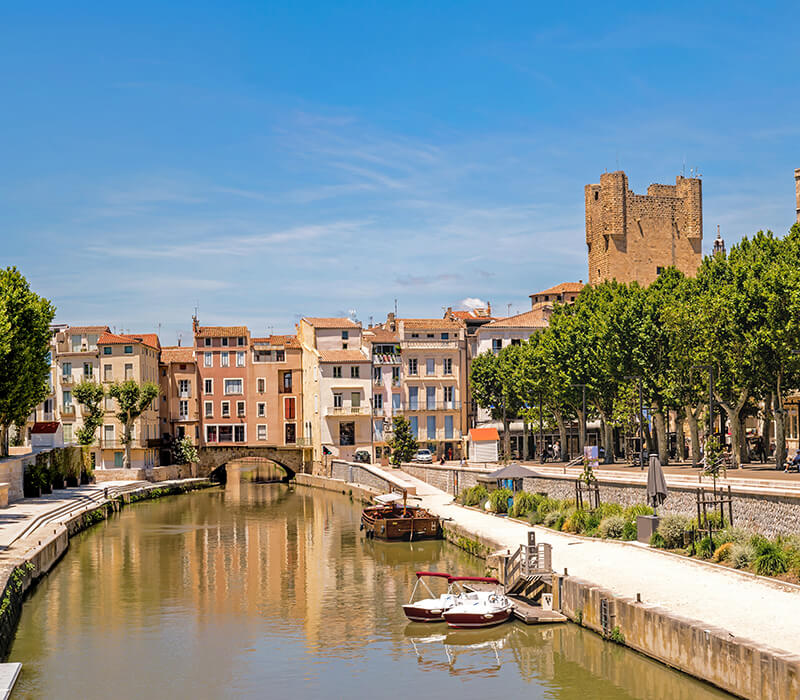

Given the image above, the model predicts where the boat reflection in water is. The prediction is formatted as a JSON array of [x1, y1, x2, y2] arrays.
[[406, 623, 515, 675]]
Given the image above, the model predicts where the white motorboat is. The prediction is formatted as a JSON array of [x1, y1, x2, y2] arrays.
[[402, 571, 460, 622], [441, 576, 514, 629]]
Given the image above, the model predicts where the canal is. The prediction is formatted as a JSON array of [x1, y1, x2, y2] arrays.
[[8, 481, 732, 699]]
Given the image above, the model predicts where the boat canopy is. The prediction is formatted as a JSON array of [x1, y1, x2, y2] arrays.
[[447, 576, 501, 584], [374, 493, 404, 505], [415, 571, 451, 579]]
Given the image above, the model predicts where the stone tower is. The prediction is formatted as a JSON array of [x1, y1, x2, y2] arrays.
[[585, 171, 703, 286], [795, 168, 800, 223]]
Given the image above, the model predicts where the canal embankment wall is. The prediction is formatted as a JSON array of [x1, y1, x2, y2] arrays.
[[0, 479, 214, 660], [402, 462, 800, 537], [309, 461, 800, 699]]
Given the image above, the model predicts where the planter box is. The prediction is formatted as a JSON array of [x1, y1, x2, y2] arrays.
[[637, 515, 660, 544]]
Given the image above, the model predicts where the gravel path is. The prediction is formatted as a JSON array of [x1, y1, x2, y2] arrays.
[[402, 470, 800, 657]]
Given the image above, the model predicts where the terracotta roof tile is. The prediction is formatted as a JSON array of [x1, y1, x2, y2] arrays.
[[195, 326, 249, 338], [529, 282, 585, 298], [400, 318, 464, 330], [303, 317, 360, 329], [483, 309, 549, 329], [319, 350, 369, 363], [61, 325, 110, 334], [364, 327, 399, 343], [98, 331, 161, 350], [251, 335, 300, 349], [160, 346, 195, 364]]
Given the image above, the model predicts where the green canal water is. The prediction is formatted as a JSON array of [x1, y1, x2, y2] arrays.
[[8, 481, 733, 699]]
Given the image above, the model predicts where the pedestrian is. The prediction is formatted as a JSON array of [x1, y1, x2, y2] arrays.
[[553, 441, 561, 461], [755, 436, 766, 464], [786, 449, 800, 473]]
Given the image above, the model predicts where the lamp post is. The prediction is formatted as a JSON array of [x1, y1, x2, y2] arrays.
[[691, 365, 716, 441], [625, 375, 645, 470], [538, 390, 544, 463]]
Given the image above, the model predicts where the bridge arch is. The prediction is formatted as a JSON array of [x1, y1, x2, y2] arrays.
[[197, 446, 304, 481]]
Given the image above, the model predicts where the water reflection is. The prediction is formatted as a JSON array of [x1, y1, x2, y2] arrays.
[[8, 480, 732, 700]]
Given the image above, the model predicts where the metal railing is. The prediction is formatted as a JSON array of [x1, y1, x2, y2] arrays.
[[325, 406, 369, 417], [396, 401, 461, 412]]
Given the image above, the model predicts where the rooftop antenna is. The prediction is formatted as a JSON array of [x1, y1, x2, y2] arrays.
[[177, 332, 183, 347], [507, 303, 512, 317], [682, 157, 686, 177], [394, 298, 398, 317]]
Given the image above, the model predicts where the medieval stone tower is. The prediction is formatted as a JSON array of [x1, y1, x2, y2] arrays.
[[585, 171, 703, 286]]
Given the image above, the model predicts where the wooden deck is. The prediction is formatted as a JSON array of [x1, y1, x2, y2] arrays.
[[462, 583, 566, 625]]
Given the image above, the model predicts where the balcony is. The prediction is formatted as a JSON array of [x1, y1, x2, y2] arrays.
[[296, 437, 313, 447], [324, 406, 370, 417], [61, 375, 74, 386], [61, 405, 75, 416], [43, 412, 54, 421], [398, 401, 461, 412], [404, 373, 458, 381], [400, 339, 459, 350], [372, 353, 401, 365]]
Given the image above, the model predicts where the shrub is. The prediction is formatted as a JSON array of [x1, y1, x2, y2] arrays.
[[598, 515, 626, 539], [542, 510, 563, 530], [460, 484, 489, 507], [569, 508, 590, 533], [595, 503, 624, 519], [489, 488, 513, 514], [536, 497, 560, 519], [656, 514, 690, 549], [697, 536, 714, 559], [649, 531, 666, 548], [527, 510, 543, 526], [717, 527, 749, 545], [623, 504, 653, 520], [730, 542, 756, 569], [712, 542, 734, 563], [753, 540, 788, 577], [621, 520, 637, 541], [509, 491, 539, 518]]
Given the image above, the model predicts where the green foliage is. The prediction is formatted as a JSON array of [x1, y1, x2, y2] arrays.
[[387, 415, 418, 465], [488, 488, 513, 514], [697, 536, 715, 559], [174, 437, 198, 465], [598, 515, 626, 539], [656, 514, 690, 549], [730, 542, 756, 569], [73, 381, 105, 446], [595, 502, 624, 519], [0, 267, 56, 455], [621, 520, 637, 541], [608, 626, 625, 645], [623, 504, 654, 520], [717, 526, 749, 545], [649, 531, 666, 548], [508, 491, 539, 518], [459, 484, 489, 507], [753, 540, 789, 577], [107, 379, 159, 468]]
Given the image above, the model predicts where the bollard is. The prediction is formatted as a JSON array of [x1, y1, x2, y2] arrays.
[[564, 567, 568, 576], [636, 593, 641, 603]]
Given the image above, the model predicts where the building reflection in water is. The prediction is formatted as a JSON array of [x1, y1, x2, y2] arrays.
[[9, 474, 733, 700]]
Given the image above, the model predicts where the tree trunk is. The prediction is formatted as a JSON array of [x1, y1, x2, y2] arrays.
[[643, 422, 654, 454], [653, 409, 669, 465], [676, 411, 686, 461], [522, 421, 529, 462], [553, 408, 568, 462], [0, 424, 7, 458], [686, 404, 701, 467], [738, 415, 749, 464], [574, 406, 586, 453], [502, 403, 510, 463], [124, 421, 133, 468], [599, 411, 615, 464], [762, 392, 773, 456], [775, 373, 787, 470], [717, 389, 749, 468]]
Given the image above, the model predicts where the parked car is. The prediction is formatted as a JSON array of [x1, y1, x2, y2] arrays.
[[353, 449, 371, 464], [413, 449, 433, 463]]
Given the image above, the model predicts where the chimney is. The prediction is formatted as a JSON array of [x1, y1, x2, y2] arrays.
[[795, 168, 800, 223], [487, 301, 492, 315], [386, 312, 396, 332]]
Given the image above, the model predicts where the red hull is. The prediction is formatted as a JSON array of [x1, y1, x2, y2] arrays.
[[402, 604, 445, 622], [443, 608, 512, 629]]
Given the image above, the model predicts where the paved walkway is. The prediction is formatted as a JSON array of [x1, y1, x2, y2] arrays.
[[400, 469, 800, 658]]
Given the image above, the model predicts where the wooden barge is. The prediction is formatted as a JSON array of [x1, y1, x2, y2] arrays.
[[361, 493, 442, 541]]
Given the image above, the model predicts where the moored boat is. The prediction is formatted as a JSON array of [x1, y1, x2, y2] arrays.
[[441, 576, 514, 629], [402, 571, 459, 622], [361, 492, 442, 541]]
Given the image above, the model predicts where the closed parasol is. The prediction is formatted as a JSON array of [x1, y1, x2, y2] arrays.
[[646, 454, 669, 514]]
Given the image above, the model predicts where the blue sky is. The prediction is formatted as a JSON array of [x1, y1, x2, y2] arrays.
[[2, 1, 798, 344]]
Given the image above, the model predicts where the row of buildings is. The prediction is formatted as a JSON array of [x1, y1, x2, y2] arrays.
[[22, 169, 800, 469], [23, 285, 582, 472]]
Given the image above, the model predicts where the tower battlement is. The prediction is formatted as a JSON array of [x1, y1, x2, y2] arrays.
[[585, 171, 703, 286]]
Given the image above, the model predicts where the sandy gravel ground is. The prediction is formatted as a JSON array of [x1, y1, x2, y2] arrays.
[[401, 470, 800, 658]]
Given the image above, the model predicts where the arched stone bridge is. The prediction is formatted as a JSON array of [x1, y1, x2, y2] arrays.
[[197, 445, 305, 480]]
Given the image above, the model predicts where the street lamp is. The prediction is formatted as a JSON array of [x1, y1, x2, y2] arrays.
[[691, 365, 716, 445], [625, 375, 645, 470]]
